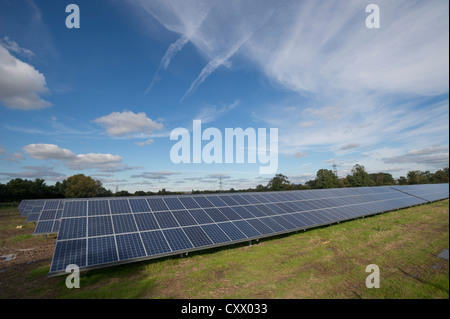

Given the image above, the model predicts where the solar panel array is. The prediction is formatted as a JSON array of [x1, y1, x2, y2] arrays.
[[16, 184, 448, 276]]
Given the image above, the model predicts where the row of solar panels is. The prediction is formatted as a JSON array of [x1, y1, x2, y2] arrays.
[[17, 184, 449, 276]]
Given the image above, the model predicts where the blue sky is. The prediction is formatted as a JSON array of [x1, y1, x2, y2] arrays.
[[0, 0, 448, 192]]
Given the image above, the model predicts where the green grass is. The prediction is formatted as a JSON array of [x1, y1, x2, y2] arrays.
[[0, 200, 448, 299]]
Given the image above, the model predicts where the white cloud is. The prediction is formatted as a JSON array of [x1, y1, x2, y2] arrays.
[[131, 171, 181, 180], [94, 111, 163, 137], [0, 45, 51, 109], [22, 143, 128, 171], [134, 139, 155, 147], [298, 121, 316, 128], [0, 36, 35, 59], [339, 143, 360, 151], [292, 152, 307, 158], [195, 100, 239, 124], [23, 144, 76, 160]]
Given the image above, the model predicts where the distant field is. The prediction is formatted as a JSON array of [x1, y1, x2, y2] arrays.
[[0, 200, 448, 299]]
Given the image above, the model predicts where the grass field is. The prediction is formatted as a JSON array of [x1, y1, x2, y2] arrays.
[[0, 200, 448, 299]]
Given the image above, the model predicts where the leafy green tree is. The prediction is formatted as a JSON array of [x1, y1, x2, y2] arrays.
[[370, 172, 395, 186], [407, 170, 429, 184], [433, 168, 449, 183], [347, 164, 375, 187], [397, 176, 408, 185], [64, 174, 106, 198], [267, 174, 291, 191], [315, 169, 339, 189]]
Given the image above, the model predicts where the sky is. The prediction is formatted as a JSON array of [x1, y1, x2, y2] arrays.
[[0, 0, 448, 193]]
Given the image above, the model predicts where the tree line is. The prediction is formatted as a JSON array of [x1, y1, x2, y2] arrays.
[[0, 165, 448, 203]]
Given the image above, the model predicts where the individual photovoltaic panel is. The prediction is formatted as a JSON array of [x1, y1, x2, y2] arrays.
[[44, 200, 60, 210], [178, 197, 200, 209], [259, 217, 286, 232], [206, 196, 228, 207], [112, 214, 138, 234], [246, 219, 274, 235], [217, 222, 246, 241], [88, 215, 114, 237], [192, 196, 215, 208], [26, 213, 41, 222], [63, 201, 87, 217], [141, 230, 171, 256], [129, 199, 151, 213], [88, 200, 110, 216], [232, 220, 261, 238], [87, 236, 118, 267], [163, 198, 185, 211], [171, 210, 198, 226], [218, 207, 242, 221], [48, 184, 448, 276], [39, 210, 57, 221], [231, 206, 255, 219], [147, 198, 169, 212], [31, 206, 43, 213], [50, 239, 87, 273], [116, 233, 146, 260], [163, 228, 193, 251], [183, 226, 213, 247], [109, 199, 131, 214], [134, 213, 160, 231], [58, 217, 87, 240], [153, 211, 179, 229], [229, 194, 251, 205], [219, 195, 240, 206], [189, 209, 215, 225], [34, 221, 54, 234], [201, 224, 231, 244], [203, 208, 229, 222]]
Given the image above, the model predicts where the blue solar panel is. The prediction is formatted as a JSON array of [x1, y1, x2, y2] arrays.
[[147, 198, 169, 212], [63, 201, 87, 217], [141, 230, 171, 256], [201, 224, 231, 244], [128, 199, 151, 213], [88, 200, 110, 216], [134, 213, 160, 231], [46, 184, 448, 276], [153, 211, 179, 229], [87, 236, 118, 266], [183, 226, 213, 247], [163, 198, 185, 210], [217, 222, 247, 241], [178, 197, 200, 209], [171, 210, 198, 226], [34, 220, 54, 234], [204, 208, 229, 222], [109, 200, 131, 214], [88, 216, 114, 237], [51, 239, 86, 273], [112, 214, 138, 234], [163, 228, 193, 251], [116, 233, 146, 260], [58, 217, 87, 240]]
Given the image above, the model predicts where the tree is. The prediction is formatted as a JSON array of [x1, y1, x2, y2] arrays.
[[315, 169, 339, 189], [407, 170, 429, 184], [347, 164, 375, 187], [397, 176, 408, 185], [64, 174, 107, 198], [267, 174, 290, 191], [433, 168, 449, 183], [370, 172, 395, 186]]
